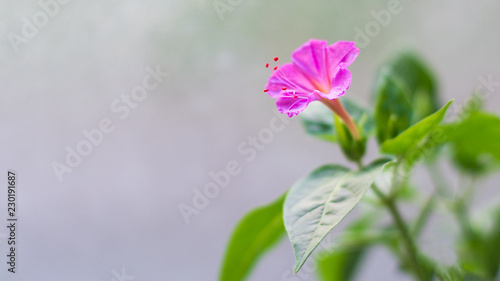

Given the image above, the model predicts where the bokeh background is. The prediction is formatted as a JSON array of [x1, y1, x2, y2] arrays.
[[1, 0, 500, 280]]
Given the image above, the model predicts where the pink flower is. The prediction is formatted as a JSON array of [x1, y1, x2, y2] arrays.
[[264, 39, 359, 118]]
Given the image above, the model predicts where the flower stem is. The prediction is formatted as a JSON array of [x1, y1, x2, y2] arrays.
[[386, 198, 426, 281], [372, 184, 425, 280], [427, 164, 477, 238], [411, 194, 436, 238], [321, 98, 360, 140], [358, 160, 425, 280]]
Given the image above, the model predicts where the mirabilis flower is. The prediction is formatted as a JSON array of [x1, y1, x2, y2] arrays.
[[264, 39, 360, 139]]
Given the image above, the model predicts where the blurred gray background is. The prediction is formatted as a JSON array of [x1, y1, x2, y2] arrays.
[[1, 0, 500, 280]]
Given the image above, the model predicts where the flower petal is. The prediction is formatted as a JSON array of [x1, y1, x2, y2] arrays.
[[325, 41, 359, 81], [276, 92, 311, 117], [264, 40, 359, 117], [321, 67, 352, 100], [291, 39, 330, 93], [265, 63, 315, 98]]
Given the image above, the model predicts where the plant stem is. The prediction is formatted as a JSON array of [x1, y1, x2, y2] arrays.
[[386, 198, 426, 281], [358, 161, 425, 280], [427, 164, 477, 238], [371, 183, 426, 281], [426, 162, 451, 198], [355, 159, 363, 170], [452, 176, 477, 238], [411, 194, 436, 238], [321, 98, 360, 140]]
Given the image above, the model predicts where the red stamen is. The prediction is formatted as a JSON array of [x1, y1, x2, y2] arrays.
[[273, 66, 277, 70], [282, 87, 286, 90], [264, 89, 269, 92], [274, 57, 279, 61], [265, 63, 269, 68]]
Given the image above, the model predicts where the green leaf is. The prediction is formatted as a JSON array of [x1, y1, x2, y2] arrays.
[[374, 53, 441, 145], [457, 208, 500, 279], [390, 53, 440, 122], [434, 264, 465, 281], [463, 274, 490, 281], [300, 98, 375, 143], [283, 159, 391, 273], [380, 100, 453, 156], [441, 112, 500, 173], [316, 215, 378, 281], [484, 210, 500, 277], [374, 69, 414, 144], [317, 247, 365, 281], [219, 193, 286, 281]]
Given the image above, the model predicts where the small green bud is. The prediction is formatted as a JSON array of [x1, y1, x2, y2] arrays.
[[334, 115, 367, 163]]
